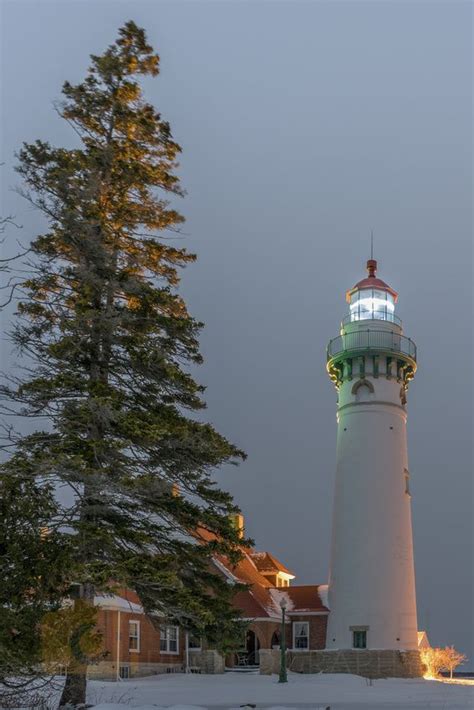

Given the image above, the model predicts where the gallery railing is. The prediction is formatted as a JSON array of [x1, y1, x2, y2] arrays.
[[327, 329, 416, 362]]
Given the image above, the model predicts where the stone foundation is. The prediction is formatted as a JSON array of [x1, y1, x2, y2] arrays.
[[188, 650, 225, 674], [260, 649, 425, 679], [87, 661, 183, 680], [259, 649, 276, 676], [87, 651, 224, 680]]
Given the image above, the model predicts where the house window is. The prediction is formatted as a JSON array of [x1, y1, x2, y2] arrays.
[[352, 629, 367, 649], [160, 625, 179, 654], [119, 665, 130, 679], [128, 621, 140, 652], [187, 633, 201, 650], [293, 621, 309, 650]]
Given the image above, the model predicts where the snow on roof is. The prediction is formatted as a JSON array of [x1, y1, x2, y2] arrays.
[[318, 584, 329, 610], [268, 588, 295, 616], [212, 557, 240, 585], [94, 594, 143, 614]]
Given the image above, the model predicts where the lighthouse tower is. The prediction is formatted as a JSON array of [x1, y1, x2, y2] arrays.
[[325, 259, 423, 677]]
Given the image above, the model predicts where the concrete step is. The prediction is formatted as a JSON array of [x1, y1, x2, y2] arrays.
[[225, 666, 260, 674]]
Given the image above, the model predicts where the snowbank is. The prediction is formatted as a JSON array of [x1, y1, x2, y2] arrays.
[[92, 706, 207, 710], [86, 671, 474, 709]]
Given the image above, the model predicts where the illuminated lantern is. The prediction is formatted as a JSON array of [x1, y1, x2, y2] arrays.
[[346, 259, 397, 322], [325, 259, 422, 676]]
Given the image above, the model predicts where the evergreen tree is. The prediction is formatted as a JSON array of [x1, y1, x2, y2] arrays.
[[0, 469, 71, 693], [2, 21, 247, 708]]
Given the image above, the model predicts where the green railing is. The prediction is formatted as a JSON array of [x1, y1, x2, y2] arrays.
[[327, 329, 416, 362]]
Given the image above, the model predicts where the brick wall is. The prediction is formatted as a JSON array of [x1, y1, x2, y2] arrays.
[[244, 616, 327, 656], [91, 609, 184, 678], [289, 615, 328, 650], [248, 620, 289, 650], [92, 610, 328, 678]]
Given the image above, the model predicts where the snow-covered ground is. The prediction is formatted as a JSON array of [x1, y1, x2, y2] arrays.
[[85, 671, 474, 710]]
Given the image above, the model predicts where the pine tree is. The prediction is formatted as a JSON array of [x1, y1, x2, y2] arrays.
[[0, 469, 71, 693], [3, 21, 247, 708]]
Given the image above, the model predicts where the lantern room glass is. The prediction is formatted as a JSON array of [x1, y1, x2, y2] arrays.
[[349, 288, 396, 323]]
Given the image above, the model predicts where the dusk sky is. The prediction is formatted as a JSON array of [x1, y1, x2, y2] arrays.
[[1, 1, 472, 663]]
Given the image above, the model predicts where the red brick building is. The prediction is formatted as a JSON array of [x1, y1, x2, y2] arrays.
[[90, 590, 191, 680], [227, 548, 328, 668], [89, 531, 329, 679]]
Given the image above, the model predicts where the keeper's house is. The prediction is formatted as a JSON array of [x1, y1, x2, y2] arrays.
[[90, 519, 329, 679]]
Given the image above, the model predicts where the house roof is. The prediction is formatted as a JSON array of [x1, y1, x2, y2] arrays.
[[249, 551, 295, 577], [196, 524, 327, 620], [211, 550, 328, 620], [284, 585, 329, 613], [94, 594, 143, 614], [417, 630, 431, 649], [230, 582, 329, 619], [94, 535, 327, 625]]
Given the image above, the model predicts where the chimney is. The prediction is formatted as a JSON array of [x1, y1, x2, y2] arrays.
[[229, 513, 245, 540]]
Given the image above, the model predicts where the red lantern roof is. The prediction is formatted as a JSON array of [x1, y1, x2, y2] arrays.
[[346, 259, 398, 303]]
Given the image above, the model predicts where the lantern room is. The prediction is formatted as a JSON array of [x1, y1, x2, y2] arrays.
[[346, 259, 398, 323]]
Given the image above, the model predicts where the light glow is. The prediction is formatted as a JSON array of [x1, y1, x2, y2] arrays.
[[423, 675, 474, 686], [350, 297, 395, 312]]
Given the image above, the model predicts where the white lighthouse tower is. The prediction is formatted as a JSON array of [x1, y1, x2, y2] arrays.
[[325, 258, 423, 676]]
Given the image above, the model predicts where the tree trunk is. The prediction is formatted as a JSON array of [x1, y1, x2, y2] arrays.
[[58, 585, 95, 708], [57, 253, 106, 708], [58, 661, 88, 708]]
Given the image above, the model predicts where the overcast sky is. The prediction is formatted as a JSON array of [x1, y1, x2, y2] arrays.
[[1, 0, 472, 664]]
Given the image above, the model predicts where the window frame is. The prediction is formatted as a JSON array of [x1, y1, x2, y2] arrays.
[[186, 632, 202, 651], [119, 664, 130, 679], [160, 625, 180, 655], [404, 468, 411, 496], [128, 620, 140, 653], [351, 627, 368, 649], [292, 621, 309, 651]]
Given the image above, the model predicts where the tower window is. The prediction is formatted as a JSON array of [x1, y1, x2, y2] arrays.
[[351, 628, 367, 649], [404, 469, 411, 496]]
